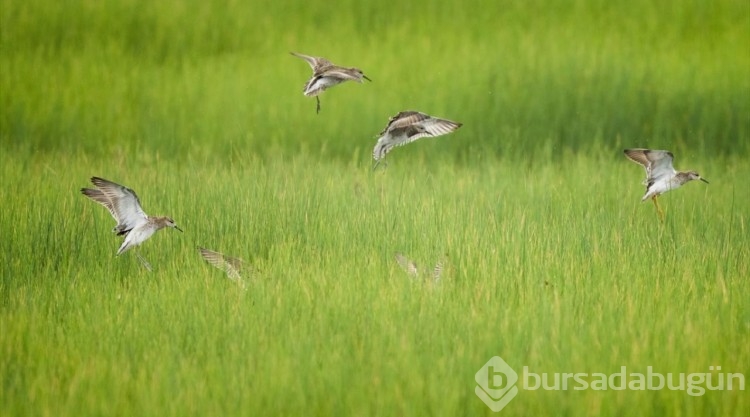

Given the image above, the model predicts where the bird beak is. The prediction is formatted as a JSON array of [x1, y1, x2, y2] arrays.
[[700, 177, 709, 184], [175, 226, 184, 232], [363, 75, 372, 82]]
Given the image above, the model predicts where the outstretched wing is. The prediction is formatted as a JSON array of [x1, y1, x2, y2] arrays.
[[432, 255, 447, 283], [198, 247, 244, 281], [624, 149, 676, 185], [319, 67, 362, 81], [377, 111, 426, 137], [290, 52, 333, 71], [81, 187, 118, 221], [390, 113, 462, 147], [410, 115, 462, 141], [89, 177, 148, 234], [373, 111, 462, 161], [395, 252, 419, 277]]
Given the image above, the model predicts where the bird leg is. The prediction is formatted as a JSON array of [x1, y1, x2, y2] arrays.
[[135, 251, 153, 272], [652, 195, 665, 223], [372, 158, 387, 171], [316, 96, 321, 114]]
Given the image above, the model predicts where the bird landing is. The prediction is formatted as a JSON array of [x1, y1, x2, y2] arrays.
[[290, 52, 371, 114], [81, 177, 182, 270], [623, 149, 708, 221], [372, 111, 462, 168]]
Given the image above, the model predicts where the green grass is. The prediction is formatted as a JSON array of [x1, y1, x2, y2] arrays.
[[1, 0, 749, 416]]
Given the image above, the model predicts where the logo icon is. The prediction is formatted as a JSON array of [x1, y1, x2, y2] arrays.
[[475, 356, 519, 412]]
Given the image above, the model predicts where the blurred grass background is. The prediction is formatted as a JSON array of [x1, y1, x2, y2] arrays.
[[1, 151, 748, 416], [1, 0, 749, 416], [2, 0, 748, 161]]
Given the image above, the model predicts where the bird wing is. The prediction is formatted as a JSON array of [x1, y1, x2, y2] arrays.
[[645, 150, 677, 182], [378, 111, 427, 136], [319, 67, 362, 81], [89, 177, 148, 233], [198, 247, 244, 281], [81, 187, 118, 221], [302, 74, 340, 96], [373, 112, 462, 160], [397, 115, 463, 146], [371, 136, 391, 161], [382, 111, 461, 138], [395, 252, 419, 277], [624, 149, 676, 183], [417, 116, 463, 137], [290, 52, 332, 71], [432, 256, 447, 282], [372, 112, 424, 160]]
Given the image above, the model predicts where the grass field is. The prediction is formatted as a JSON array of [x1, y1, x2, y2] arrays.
[[1, 0, 749, 416]]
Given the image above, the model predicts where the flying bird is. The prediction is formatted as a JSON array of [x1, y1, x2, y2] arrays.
[[395, 252, 419, 277], [373, 111, 462, 169], [623, 149, 708, 221], [290, 52, 371, 113], [81, 177, 182, 270], [394, 252, 445, 283], [197, 247, 248, 283]]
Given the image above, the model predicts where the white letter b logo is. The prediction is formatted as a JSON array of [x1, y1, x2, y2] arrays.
[[475, 356, 519, 412]]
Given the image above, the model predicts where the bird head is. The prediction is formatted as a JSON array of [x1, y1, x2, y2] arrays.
[[352, 68, 371, 82], [166, 217, 183, 232], [688, 171, 709, 184]]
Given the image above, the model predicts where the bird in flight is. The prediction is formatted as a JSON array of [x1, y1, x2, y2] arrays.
[[394, 252, 445, 283], [81, 177, 182, 270], [197, 246, 249, 284], [623, 149, 708, 221], [372, 111, 462, 169], [290, 52, 371, 114]]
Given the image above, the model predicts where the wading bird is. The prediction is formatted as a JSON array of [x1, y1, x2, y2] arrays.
[[81, 177, 182, 270], [290, 52, 371, 113], [373, 111, 462, 169], [624, 149, 708, 221], [395, 252, 445, 283], [197, 246, 248, 283]]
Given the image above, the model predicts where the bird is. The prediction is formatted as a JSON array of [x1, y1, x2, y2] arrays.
[[623, 149, 708, 221], [394, 252, 445, 283], [81, 177, 182, 270], [372, 111, 462, 169], [197, 247, 248, 283], [290, 52, 371, 113], [395, 252, 419, 277]]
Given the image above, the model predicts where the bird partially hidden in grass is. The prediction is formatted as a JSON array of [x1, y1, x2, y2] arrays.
[[373, 111, 462, 169], [197, 247, 251, 286], [624, 149, 708, 222], [81, 177, 183, 271], [394, 252, 446, 284], [290, 52, 371, 114]]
